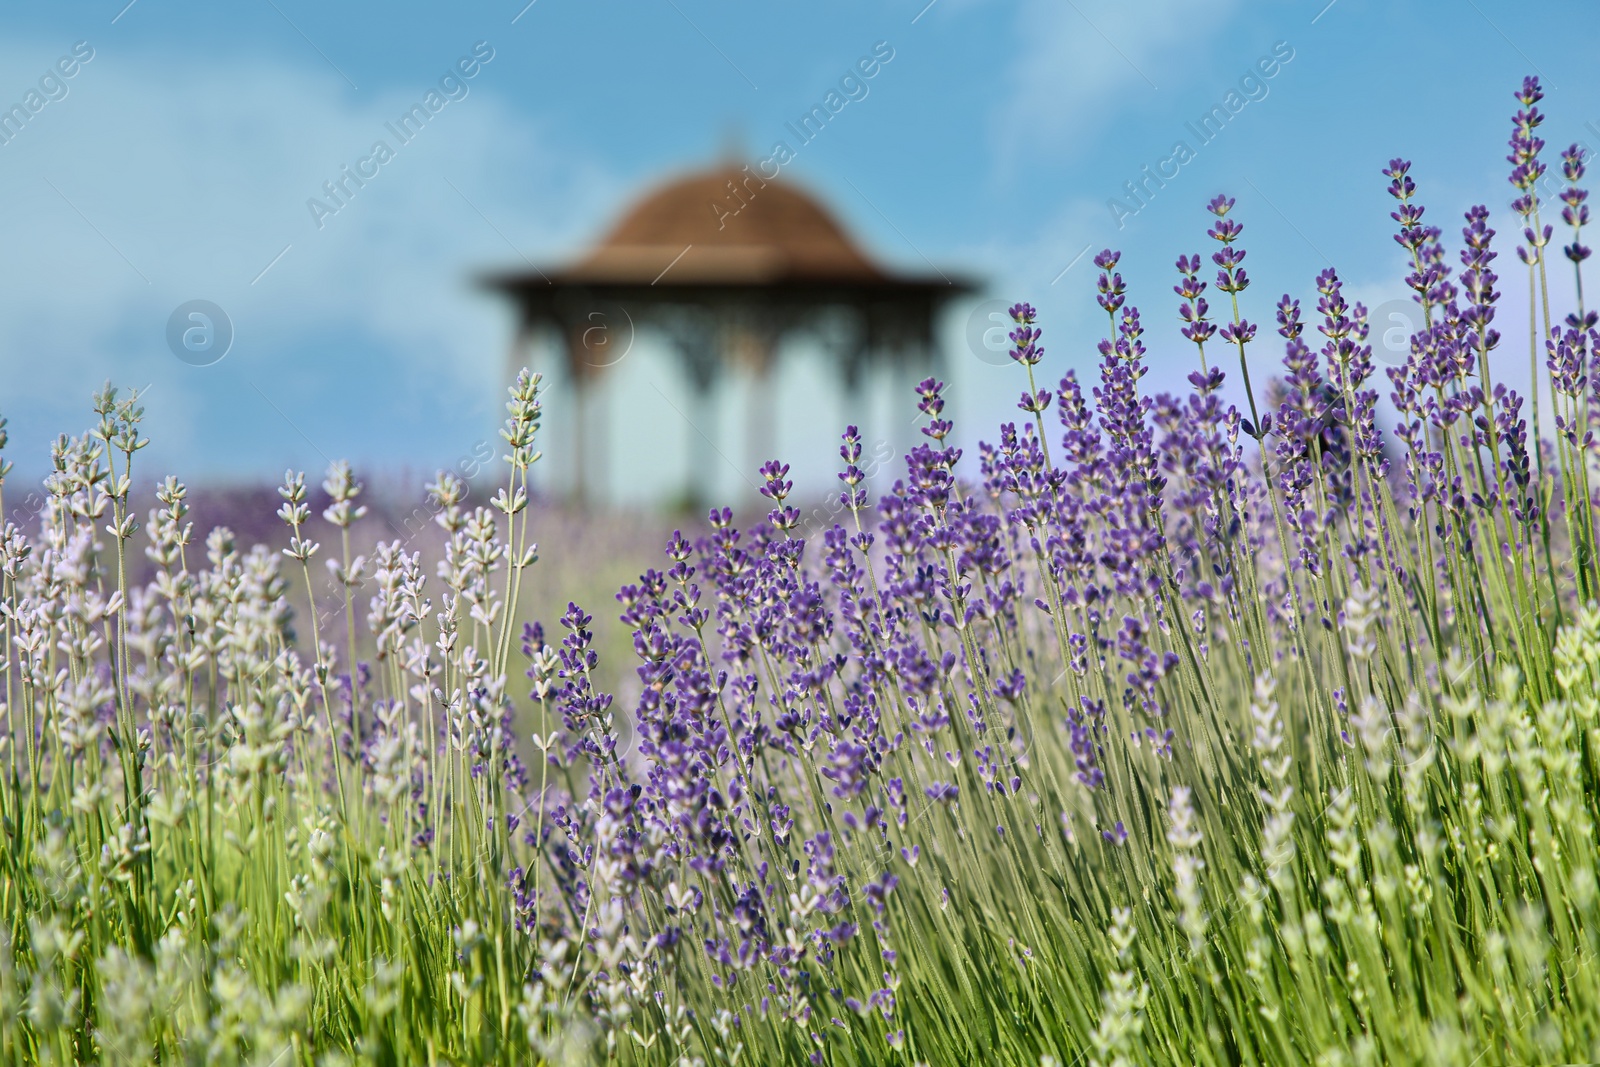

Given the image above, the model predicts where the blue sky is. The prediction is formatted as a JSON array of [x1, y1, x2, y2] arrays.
[[1, 0, 1597, 505]]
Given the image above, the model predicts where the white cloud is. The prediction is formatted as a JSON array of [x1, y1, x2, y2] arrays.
[[0, 40, 618, 482], [994, 0, 1240, 166]]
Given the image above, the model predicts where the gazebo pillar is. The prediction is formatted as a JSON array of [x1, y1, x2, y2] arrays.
[[832, 309, 870, 470], [689, 377, 717, 511], [563, 320, 608, 509], [726, 315, 778, 492], [658, 306, 722, 512]]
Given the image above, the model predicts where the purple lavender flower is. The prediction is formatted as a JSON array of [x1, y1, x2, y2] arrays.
[[1175, 253, 1218, 365], [1206, 195, 1266, 437]]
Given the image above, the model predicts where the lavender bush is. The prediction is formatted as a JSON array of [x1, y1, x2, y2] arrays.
[[4, 77, 1600, 1066]]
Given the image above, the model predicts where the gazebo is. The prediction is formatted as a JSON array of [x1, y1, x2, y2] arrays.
[[482, 162, 974, 505]]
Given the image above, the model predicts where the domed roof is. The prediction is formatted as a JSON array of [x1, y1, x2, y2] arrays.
[[563, 165, 887, 285]]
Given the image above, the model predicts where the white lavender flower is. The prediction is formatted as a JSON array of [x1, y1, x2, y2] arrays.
[[1088, 907, 1147, 1067], [1166, 786, 1207, 955]]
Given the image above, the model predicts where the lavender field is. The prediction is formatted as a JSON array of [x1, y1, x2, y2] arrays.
[[7, 77, 1600, 1066]]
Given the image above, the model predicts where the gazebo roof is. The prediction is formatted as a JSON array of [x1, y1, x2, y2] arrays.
[[484, 163, 966, 295], [571, 165, 882, 284]]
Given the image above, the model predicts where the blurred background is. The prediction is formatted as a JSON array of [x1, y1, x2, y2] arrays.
[[1, 0, 1596, 511]]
